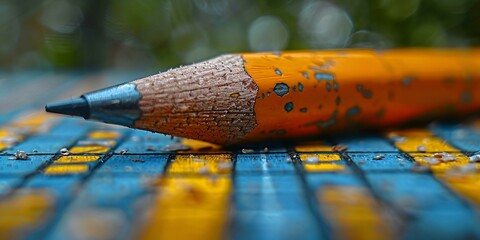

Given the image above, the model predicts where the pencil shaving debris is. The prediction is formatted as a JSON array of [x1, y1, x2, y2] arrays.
[[332, 144, 348, 152], [119, 149, 128, 155], [241, 148, 255, 154], [373, 155, 385, 160], [10, 150, 28, 160], [60, 148, 70, 156]]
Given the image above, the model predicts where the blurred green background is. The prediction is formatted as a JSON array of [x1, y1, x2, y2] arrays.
[[0, 0, 479, 70]]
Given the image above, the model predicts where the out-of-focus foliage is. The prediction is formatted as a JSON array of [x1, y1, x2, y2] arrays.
[[0, 0, 478, 69]]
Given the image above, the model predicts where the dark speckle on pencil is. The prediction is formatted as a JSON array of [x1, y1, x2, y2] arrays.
[[335, 96, 341, 105], [346, 106, 361, 118], [273, 83, 289, 97], [314, 72, 335, 81], [303, 72, 309, 79], [363, 90, 372, 99], [402, 76, 413, 86], [284, 102, 294, 112], [275, 68, 282, 76]]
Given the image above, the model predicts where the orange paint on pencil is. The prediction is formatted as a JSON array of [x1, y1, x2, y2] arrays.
[[242, 49, 480, 142]]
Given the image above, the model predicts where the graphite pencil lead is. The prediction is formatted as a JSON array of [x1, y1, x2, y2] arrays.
[[45, 97, 90, 119], [46, 83, 142, 127]]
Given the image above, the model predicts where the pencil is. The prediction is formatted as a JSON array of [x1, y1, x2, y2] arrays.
[[45, 49, 480, 145]]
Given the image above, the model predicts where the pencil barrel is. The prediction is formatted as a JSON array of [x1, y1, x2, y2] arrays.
[[132, 49, 480, 144], [243, 49, 480, 142]]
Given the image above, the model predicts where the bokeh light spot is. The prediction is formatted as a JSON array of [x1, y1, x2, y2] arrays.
[[299, 1, 353, 49], [248, 15, 289, 52]]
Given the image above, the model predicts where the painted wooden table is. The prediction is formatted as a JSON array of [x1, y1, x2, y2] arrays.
[[0, 71, 479, 240]]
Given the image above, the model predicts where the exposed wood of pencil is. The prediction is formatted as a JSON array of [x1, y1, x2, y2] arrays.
[[132, 49, 480, 144], [133, 55, 258, 144]]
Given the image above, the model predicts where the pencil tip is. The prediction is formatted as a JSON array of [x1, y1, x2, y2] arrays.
[[45, 97, 90, 119]]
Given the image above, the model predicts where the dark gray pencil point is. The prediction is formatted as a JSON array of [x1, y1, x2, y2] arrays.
[[45, 97, 90, 119], [45, 83, 141, 127]]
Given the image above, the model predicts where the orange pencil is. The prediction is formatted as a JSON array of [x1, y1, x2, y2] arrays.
[[46, 49, 480, 145]]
